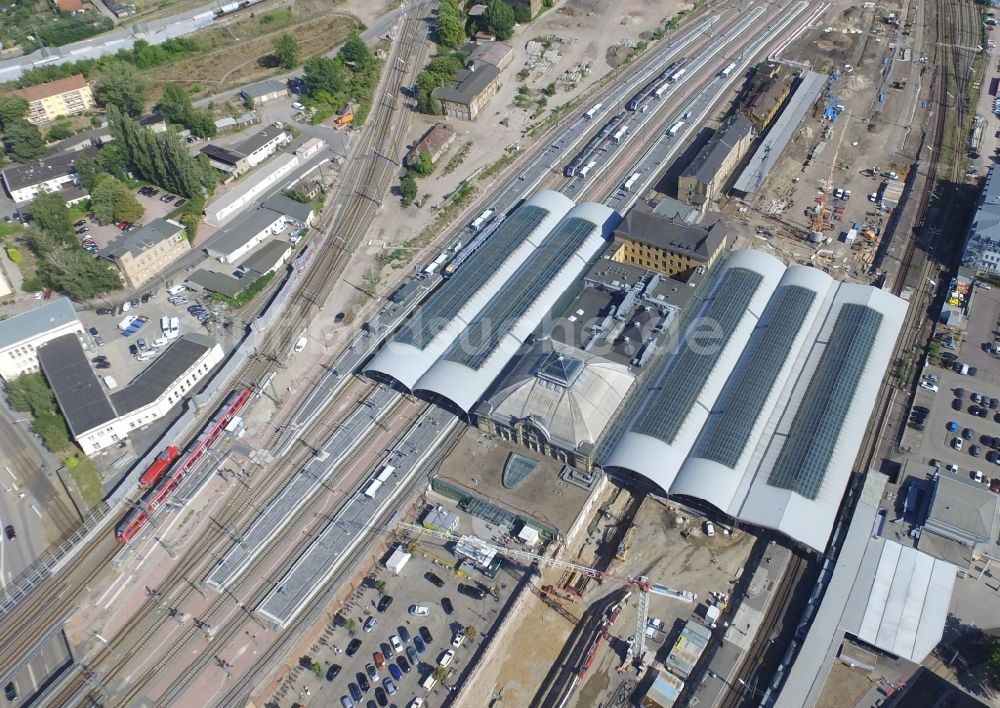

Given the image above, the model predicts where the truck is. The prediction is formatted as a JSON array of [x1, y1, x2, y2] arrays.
[[844, 227, 858, 245], [334, 112, 353, 130], [470, 208, 495, 232], [667, 120, 684, 137], [583, 103, 604, 120]]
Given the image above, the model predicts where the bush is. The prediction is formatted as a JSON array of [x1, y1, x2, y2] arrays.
[[209, 272, 275, 307], [47, 122, 74, 141], [34, 412, 70, 451], [400, 171, 417, 206], [5, 247, 21, 264]]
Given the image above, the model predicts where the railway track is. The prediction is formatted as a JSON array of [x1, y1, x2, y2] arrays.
[[716, 552, 808, 708]]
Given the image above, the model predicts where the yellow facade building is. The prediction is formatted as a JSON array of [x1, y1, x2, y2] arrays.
[[611, 208, 731, 280], [15, 75, 94, 125]]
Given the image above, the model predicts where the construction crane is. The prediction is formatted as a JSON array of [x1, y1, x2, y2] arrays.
[[396, 522, 695, 670]]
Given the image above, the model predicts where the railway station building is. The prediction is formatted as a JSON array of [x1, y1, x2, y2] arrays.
[[610, 207, 731, 279], [37, 332, 223, 454], [678, 114, 756, 209], [603, 250, 907, 552]]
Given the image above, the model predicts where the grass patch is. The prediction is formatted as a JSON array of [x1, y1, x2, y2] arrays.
[[443, 141, 473, 175], [65, 454, 103, 508], [477, 152, 518, 181], [0, 223, 24, 240]]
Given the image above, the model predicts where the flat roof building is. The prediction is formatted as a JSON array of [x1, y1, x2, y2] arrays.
[[185, 269, 246, 298], [611, 207, 731, 279], [261, 193, 315, 226], [239, 240, 291, 277], [0, 298, 85, 382], [102, 218, 190, 288], [201, 125, 289, 178], [38, 332, 223, 454], [434, 63, 502, 121], [664, 621, 712, 679], [962, 165, 1000, 273], [205, 204, 288, 264], [203, 152, 299, 227], [678, 115, 755, 209], [14, 74, 95, 125], [604, 251, 907, 552]]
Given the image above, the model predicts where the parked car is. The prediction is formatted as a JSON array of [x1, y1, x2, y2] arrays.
[[441, 597, 454, 615], [363, 616, 377, 633], [419, 626, 433, 644], [96, 307, 114, 316], [919, 381, 938, 392], [326, 664, 342, 682], [175, 198, 187, 207], [4, 525, 14, 540], [377, 595, 393, 613], [388, 664, 402, 681], [373, 651, 387, 671], [413, 636, 425, 654], [406, 645, 417, 664], [346, 638, 363, 656], [438, 649, 455, 667], [425, 572, 445, 588], [397, 656, 411, 674], [458, 583, 486, 600], [408, 605, 429, 616], [357, 672, 370, 693], [398, 626, 411, 644]]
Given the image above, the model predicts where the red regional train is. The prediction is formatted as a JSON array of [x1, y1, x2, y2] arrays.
[[116, 388, 252, 543], [138, 445, 180, 487]]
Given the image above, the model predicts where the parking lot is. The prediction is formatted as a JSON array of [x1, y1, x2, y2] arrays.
[[78, 188, 187, 251], [283, 535, 516, 708], [903, 285, 1000, 485]]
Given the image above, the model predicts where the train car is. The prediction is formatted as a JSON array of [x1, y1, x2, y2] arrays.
[[138, 445, 180, 487], [442, 213, 507, 278], [564, 111, 629, 177], [625, 59, 684, 112], [115, 388, 253, 542]]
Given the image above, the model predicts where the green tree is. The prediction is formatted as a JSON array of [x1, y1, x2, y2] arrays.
[[94, 60, 149, 116], [345, 618, 357, 635], [304, 56, 347, 99], [340, 33, 375, 73], [0, 96, 29, 128], [26, 193, 74, 238], [158, 83, 194, 125], [273, 33, 299, 70], [33, 412, 70, 451], [483, 0, 516, 40], [400, 171, 417, 206], [374, 579, 386, 594], [464, 625, 477, 639], [90, 174, 144, 225], [25, 229, 122, 298], [73, 154, 100, 191], [989, 639, 1000, 689], [436, 0, 466, 49], [431, 666, 449, 683], [417, 151, 434, 176], [512, 2, 531, 23], [7, 372, 55, 417], [46, 123, 73, 142], [311, 661, 322, 677], [5, 120, 46, 161]]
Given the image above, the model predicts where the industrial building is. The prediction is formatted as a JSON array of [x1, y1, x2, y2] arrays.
[[603, 250, 907, 552], [433, 63, 503, 121], [205, 193, 311, 264], [0, 298, 84, 382], [405, 123, 457, 169], [185, 270, 246, 299], [678, 115, 756, 209], [37, 332, 223, 454], [101, 218, 190, 288], [239, 79, 290, 105], [610, 207, 731, 279], [238, 240, 292, 277], [741, 65, 791, 131], [1, 147, 97, 204], [202, 152, 299, 227], [916, 470, 1000, 567], [14, 75, 94, 125], [732, 71, 827, 196], [961, 165, 1000, 273]]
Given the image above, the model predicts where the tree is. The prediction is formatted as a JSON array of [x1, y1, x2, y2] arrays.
[[464, 625, 477, 639], [483, 0, 516, 40], [512, 2, 531, 23], [73, 154, 100, 191], [26, 193, 74, 239], [0, 96, 29, 128], [90, 174, 144, 225], [7, 372, 56, 417], [341, 33, 375, 73], [345, 618, 357, 635], [273, 33, 299, 70], [5, 120, 46, 161], [311, 661, 322, 677], [989, 639, 1000, 689], [158, 83, 194, 125], [431, 666, 449, 683], [416, 151, 434, 176], [374, 579, 386, 594], [94, 60, 149, 116], [304, 56, 347, 99], [436, 0, 466, 49], [46, 123, 73, 142], [399, 171, 417, 206]]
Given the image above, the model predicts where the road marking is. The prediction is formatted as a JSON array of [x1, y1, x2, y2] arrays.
[[0, 533, 5, 590], [29, 505, 40, 518], [26, 663, 36, 689], [104, 574, 135, 609]]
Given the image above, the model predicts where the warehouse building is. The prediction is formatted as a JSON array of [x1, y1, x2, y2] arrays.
[[14, 74, 94, 125], [185, 269, 246, 298], [239, 79, 290, 105], [37, 332, 223, 454], [610, 207, 731, 279], [0, 298, 84, 382], [603, 250, 907, 552], [201, 125, 289, 177], [239, 240, 292, 277], [203, 152, 299, 227], [205, 207, 287, 264], [365, 190, 575, 390], [433, 62, 503, 121], [102, 218, 190, 288], [678, 115, 755, 209]]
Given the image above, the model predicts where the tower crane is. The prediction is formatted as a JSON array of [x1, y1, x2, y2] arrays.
[[396, 522, 695, 670]]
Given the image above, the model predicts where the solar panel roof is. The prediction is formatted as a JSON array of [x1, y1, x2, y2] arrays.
[[767, 303, 883, 499], [443, 216, 595, 370], [633, 267, 764, 444], [693, 285, 816, 467], [395, 204, 551, 350]]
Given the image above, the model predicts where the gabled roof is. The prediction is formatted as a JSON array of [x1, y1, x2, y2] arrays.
[[240, 79, 288, 98], [186, 269, 245, 297], [261, 193, 313, 224], [680, 114, 755, 184], [14, 75, 88, 102], [110, 334, 216, 414], [103, 218, 185, 259], [239, 240, 291, 275], [1, 146, 97, 192], [615, 208, 729, 260], [433, 64, 501, 104]]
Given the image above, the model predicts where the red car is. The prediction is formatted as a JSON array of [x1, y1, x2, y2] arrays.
[[116, 221, 130, 230], [991, 479, 1000, 494]]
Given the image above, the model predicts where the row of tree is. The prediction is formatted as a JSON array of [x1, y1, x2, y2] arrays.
[[16, 38, 199, 88], [158, 84, 217, 138], [104, 104, 216, 199], [301, 33, 380, 123]]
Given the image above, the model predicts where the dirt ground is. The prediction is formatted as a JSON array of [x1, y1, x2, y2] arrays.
[[724, 0, 917, 284], [145, 5, 358, 101]]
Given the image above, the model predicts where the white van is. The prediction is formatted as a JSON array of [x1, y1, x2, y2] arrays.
[[166, 284, 186, 296], [118, 315, 136, 331], [160, 316, 170, 334], [420, 673, 437, 691], [103, 375, 118, 389], [293, 336, 308, 353], [137, 350, 158, 361], [167, 317, 180, 339]]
